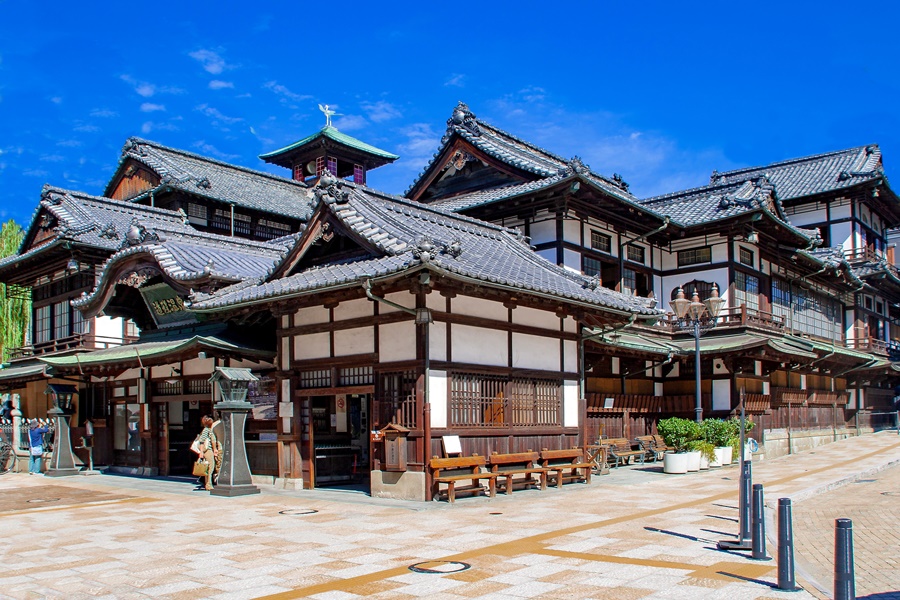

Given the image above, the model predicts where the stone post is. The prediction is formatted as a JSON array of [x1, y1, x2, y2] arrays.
[[45, 402, 79, 477], [210, 399, 259, 497]]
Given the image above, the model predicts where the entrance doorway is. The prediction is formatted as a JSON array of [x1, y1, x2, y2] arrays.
[[311, 393, 370, 487], [161, 400, 211, 476]]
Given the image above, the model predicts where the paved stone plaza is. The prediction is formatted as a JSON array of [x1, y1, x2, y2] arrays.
[[0, 432, 898, 600]]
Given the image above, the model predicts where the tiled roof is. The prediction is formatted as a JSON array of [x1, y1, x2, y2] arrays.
[[430, 171, 651, 216], [0, 186, 196, 272], [640, 177, 786, 227], [73, 215, 289, 312], [106, 137, 312, 220], [190, 172, 661, 317], [259, 126, 399, 161], [406, 102, 634, 199], [711, 145, 884, 201]]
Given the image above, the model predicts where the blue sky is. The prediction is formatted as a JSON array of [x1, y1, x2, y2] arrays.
[[1, 1, 898, 227]]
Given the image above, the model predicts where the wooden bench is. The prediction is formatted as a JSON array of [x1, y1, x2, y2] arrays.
[[430, 454, 497, 503], [604, 438, 646, 467], [488, 451, 549, 494], [634, 434, 675, 461], [540, 448, 593, 487]]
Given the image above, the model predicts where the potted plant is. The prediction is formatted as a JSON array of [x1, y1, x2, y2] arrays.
[[725, 417, 756, 463], [688, 439, 716, 470], [656, 417, 700, 474], [700, 418, 731, 467]]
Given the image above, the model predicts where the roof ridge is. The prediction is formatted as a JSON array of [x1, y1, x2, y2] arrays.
[[640, 177, 759, 204], [713, 145, 878, 180], [124, 137, 309, 189], [474, 119, 569, 167]]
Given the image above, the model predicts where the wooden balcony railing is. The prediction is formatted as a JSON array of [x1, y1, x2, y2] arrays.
[[658, 305, 786, 334], [9, 334, 139, 360]]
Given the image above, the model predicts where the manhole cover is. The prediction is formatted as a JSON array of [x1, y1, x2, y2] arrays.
[[27, 498, 60, 503], [881, 492, 900, 497], [409, 561, 471, 574], [278, 508, 318, 516], [489, 512, 503, 515]]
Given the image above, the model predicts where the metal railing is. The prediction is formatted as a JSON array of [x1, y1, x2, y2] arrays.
[[9, 334, 139, 359]]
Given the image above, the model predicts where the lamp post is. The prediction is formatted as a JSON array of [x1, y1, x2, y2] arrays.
[[44, 384, 80, 477], [209, 367, 260, 497], [670, 284, 725, 422]]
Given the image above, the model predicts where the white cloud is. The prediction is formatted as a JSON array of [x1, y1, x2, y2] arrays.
[[140, 103, 166, 112], [192, 141, 239, 160], [195, 104, 243, 125], [90, 109, 118, 118], [361, 100, 402, 123], [57, 139, 83, 148], [263, 81, 311, 103], [189, 49, 231, 75], [120, 74, 184, 98], [332, 114, 367, 132], [73, 124, 100, 133], [40, 154, 65, 162], [141, 120, 180, 135], [444, 74, 465, 87], [396, 123, 442, 171], [209, 80, 234, 90], [23, 169, 50, 177], [50, 97, 63, 104]]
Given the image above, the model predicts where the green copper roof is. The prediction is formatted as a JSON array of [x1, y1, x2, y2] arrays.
[[260, 126, 399, 161]]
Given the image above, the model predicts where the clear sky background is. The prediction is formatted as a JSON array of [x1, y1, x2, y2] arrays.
[[1, 1, 898, 227]]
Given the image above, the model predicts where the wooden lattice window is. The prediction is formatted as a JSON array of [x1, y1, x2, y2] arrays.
[[375, 370, 417, 428]]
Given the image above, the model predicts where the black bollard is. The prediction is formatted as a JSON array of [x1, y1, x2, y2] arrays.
[[834, 518, 855, 600], [740, 460, 752, 541], [776, 498, 802, 591], [751, 484, 770, 560]]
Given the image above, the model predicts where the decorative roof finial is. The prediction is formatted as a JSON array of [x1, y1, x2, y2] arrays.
[[318, 104, 340, 128]]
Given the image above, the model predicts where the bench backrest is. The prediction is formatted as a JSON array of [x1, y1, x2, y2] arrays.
[[540, 448, 584, 463], [604, 438, 634, 453], [651, 435, 672, 448], [430, 455, 485, 471], [488, 451, 539, 467]]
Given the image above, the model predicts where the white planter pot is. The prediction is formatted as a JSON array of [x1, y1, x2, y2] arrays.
[[685, 451, 701, 472], [699, 455, 710, 470], [721, 446, 734, 465], [663, 452, 689, 474], [711, 447, 727, 467]]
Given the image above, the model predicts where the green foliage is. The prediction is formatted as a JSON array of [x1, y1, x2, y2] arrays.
[[700, 418, 731, 447], [688, 439, 716, 461], [657, 417, 701, 453], [0, 220, 30, 363]]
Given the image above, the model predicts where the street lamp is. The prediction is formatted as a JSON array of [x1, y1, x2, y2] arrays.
[[670, 284, 725, 422]]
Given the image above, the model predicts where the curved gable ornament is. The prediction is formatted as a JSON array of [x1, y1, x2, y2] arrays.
[[124, 218, 162, 247], [313, 171, 350, 206]]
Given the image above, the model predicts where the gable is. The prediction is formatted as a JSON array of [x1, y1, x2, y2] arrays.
[[23, 209, 59, 252], [109, 160, 160, 201], [412, 140, 531, 203]]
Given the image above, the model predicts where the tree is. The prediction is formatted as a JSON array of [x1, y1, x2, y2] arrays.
[[0, 220, 30, 363]]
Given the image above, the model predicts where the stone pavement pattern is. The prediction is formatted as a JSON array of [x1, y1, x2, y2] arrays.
[[0, 432, 897, 599], [791, 459, 900, 598]]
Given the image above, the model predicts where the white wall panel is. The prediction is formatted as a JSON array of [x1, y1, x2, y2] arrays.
[[563, 248, 581, 272], [563, 218, 580, 244], [563, 339, 577, 373], [429, 370, 448, 428], [529, 215, 556, 245], [453, 295, 508, 322], [453, 325, 507, 366], [379, 321, 416, 362], [712, 379, 731, 411], [95, 316, 122, 339], [831, 202, 852, 219], [833, 222, 853, 250], [512, 306, 558, 330], [333, 298, 373, 320], [184, 358, 215, 376], [295, 305, 329, 325], [383, 291, 416, 314], [294, 332, 330, 361], [429, 322, 447, 362], [563, 380, 579, 427], [281, 337, 290, 370], [334, 327, 374, 356], [512, 332, 558, 371]]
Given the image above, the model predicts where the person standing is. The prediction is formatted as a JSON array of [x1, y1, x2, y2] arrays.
[[28, 420, 49, 475], [198, 416, 219, 491]]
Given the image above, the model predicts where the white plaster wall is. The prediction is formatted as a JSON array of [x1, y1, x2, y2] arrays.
[[562, 339, 577, 373], [537, 248, 556, 264], [563, 248, 581, 272], [184, 358, 215, 376], [94, 316, 122, 340], [833, 222, 853, 250], [452, 295, 507, 322], [512, 332, 557, 371], [334, 327, 374, 356], [117, 368, 140, 381], [562, 218, 580, 244], [563, 315, 577, 334], [453, 324, 507, 366], [429, 322, 447, 362], [333, 298, 373, 320], [295, 305, 329, 325], [294, 332, 330, 361], [831, 201, 852, 219], [712, 379, 731, 411], [563, 380, 579, 427], [787, 207, 828, 226], [280, 337, 290, 370], [281, 314, 290, 328], [512, 306, 558, 329], [426, 292, 444, 311], [655, 382, 664, 396], [429, 370, 448, 428], [529, 215, 556, 245], [383, 291, 417, 314], [379, 321, 416, 362]]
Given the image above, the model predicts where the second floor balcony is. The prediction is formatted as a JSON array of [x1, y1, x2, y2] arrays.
[[9, 333, 139, 360]]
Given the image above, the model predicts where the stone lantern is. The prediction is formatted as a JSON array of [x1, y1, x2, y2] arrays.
[[208, 367, 260, 497]]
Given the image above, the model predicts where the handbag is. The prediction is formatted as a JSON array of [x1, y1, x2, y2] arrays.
[[192, 458, 209, 477], [31, 445, 43, 457], [190, 437, 201, 455]]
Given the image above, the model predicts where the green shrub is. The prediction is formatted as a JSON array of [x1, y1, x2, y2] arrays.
[[688, 439, 716, 461], [724, 417, 756, 455], [700, 418, 731, 447], [657, 417, 701, 452]]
